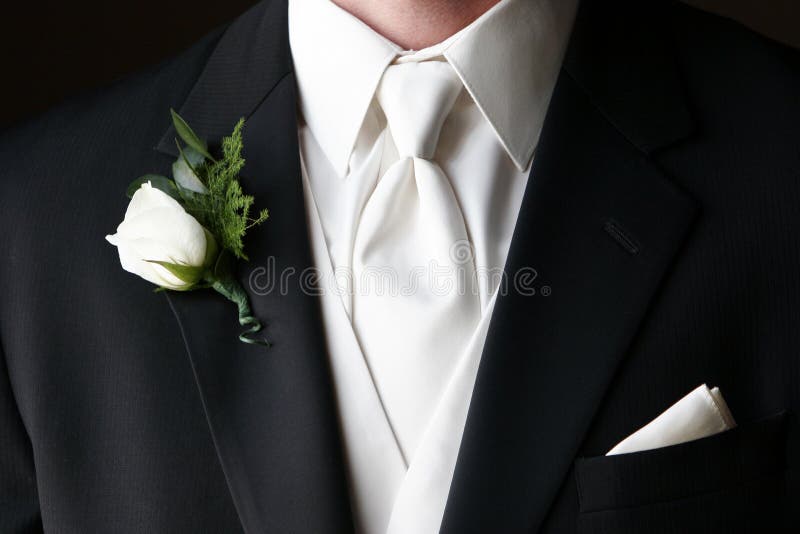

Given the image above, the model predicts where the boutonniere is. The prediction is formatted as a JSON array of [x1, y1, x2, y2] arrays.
[[106, 110, 269, 346]]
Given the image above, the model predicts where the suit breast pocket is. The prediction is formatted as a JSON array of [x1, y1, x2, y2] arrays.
[[574, 412, 790, 534]]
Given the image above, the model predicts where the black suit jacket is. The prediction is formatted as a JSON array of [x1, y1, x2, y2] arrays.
[[1, 1, 798, 532]]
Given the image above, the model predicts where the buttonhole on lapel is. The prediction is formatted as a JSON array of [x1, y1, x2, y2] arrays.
[[604, 219, 640, 255]]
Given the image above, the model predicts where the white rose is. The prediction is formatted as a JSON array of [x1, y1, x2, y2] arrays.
[[106, 182, 217, 290]]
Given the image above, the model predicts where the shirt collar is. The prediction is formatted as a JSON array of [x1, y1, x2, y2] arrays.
[[289, 0, 578, 176]]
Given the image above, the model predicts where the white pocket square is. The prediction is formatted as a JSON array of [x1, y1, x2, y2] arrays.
[[607, 384, 737, 456]]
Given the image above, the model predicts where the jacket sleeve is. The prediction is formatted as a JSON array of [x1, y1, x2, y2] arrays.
[[0, 340, 43, 533]]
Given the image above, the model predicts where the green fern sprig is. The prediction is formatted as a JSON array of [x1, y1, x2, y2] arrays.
[[179, 118, 269, 260]]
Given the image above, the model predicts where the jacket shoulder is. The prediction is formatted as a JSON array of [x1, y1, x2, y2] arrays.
[[665, 3, 799, 181], [668, 2, 800, 99], [0, 29, 221, 198]]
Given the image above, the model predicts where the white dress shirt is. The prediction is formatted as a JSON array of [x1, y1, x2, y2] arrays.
[[289, 0, 577, 532]]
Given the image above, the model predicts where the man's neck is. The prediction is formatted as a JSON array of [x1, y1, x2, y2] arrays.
[[331, 0, 501, 50]]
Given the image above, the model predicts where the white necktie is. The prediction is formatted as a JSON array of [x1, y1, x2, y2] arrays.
[[352, 61, 481, 461]]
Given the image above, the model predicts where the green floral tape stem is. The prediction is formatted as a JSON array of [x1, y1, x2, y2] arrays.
[[211, 274, 269, 347]]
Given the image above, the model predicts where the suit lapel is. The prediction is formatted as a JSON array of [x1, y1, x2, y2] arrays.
[[156, 1, 353, 532], [441, 4, 699, 533]]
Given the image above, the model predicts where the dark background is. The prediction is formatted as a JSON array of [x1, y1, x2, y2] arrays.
[[1, 0, 798, 130]]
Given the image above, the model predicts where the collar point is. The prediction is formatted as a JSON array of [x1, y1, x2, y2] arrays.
[[505, 141, 536, 173]]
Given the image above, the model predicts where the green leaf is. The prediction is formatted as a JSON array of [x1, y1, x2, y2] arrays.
[[175, 139, 206, 172], [145, 260, 205, 288], [171, 109, 215, 161], [183, 145, 206, 167], [172, 153, 208, 194], [202, 228, 219, 270], [126, 174, 181, 201]]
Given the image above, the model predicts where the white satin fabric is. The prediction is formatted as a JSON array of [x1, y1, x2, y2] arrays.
[[303, 167, 499, 534], [352, 61, 481, 461], [607, 384, 737, 456], [289, 0, 578, 532]]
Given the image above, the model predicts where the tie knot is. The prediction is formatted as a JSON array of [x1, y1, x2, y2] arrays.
[[377, 61, 463, 160]]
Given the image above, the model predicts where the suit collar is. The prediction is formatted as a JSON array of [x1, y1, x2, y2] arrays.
[[441, 71, 698, 534], [563, 0, 695, 154], [156, 2, 353, 532], [442, 2, 699, 533], [156, 0, 293, 157], [442, 74, 696, 534]]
